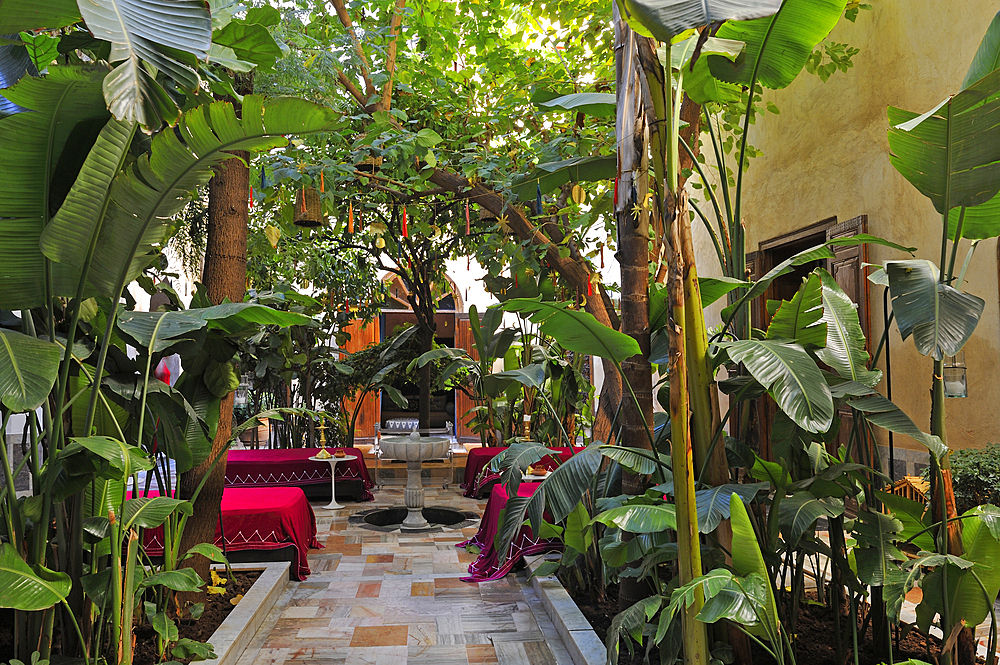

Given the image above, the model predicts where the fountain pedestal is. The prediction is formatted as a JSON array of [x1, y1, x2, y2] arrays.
[[377, 432, 452, 532]]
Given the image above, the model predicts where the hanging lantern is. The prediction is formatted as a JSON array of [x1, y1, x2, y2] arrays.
[[293, 187, 326, 228], [944, 352, 968, 398]]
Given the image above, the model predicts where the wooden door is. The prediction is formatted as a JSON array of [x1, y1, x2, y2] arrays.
[[342, 318, 380, 443], [455, 314, 479, 442]]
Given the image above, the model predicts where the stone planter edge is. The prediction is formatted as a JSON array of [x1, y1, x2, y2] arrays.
[[208, 561, 290, 665], [525, 554, 605, 665]]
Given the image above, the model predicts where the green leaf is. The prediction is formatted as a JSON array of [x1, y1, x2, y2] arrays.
[[564, 502, 593, 553], [724, 340, 834, 434], [617, 0, 780, 43], [0, 0, 80, 32], [816, 268, 882, 386], [213, 19, 284, 71], [875, 489, 935, 551], [0, 65, 109, 309], [963, 11, 1000, 89], [606, 595, 664, 665], [510, 156, 616, 200], [138, 568, 204, 593], [78, 0, 211, 126], [0, 543, 71, 611], [0, 328, 60, 412], [70, 436, 153, 478], [777, 493, 843, 548], [887, 68, 1000, 215], [600, 446, 665, 476], [18, 32, 58, 72], [695, 483, 768, 534], [765, 272, 826, 349], [122, 497, 191, 531], [698, 276, 751, 308], [886, 259, 984, 360], [204, 360, 239, 398], [502, 299, 640, 365], [536, 92, 616, 118], [696, 572, 770, 626], [171, 639, 216, 661], [852, 509, 904, 586], [729, 494, 780, 636], [591, 503, 677, 533], [848, 393, 948, 460], [150, 612, 179, 643], [709, 0, 849, 90], [663, 36, 744, 105]]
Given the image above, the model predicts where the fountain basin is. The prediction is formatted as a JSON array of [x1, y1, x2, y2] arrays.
[[376, 432, 453, 530]]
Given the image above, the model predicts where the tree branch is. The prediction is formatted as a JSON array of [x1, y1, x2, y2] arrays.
[[330, 0, 379, 101], [382, 0, 408, 110]]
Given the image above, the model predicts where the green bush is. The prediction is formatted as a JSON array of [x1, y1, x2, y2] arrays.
[[925, 443, 1000, 514]]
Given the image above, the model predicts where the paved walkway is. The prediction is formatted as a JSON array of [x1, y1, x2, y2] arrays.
[[236, 486, 576, 665]]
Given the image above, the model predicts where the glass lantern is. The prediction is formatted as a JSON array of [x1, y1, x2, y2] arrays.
[[943, 352, 968, 398]]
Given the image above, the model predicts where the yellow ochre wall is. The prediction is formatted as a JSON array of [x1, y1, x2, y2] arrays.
[[692, 2, 1000, 457]]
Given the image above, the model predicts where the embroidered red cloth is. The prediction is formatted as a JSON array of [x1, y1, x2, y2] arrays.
[[463, 446, 585, 498], [457, 481, 561, 582], [225, 447, 374, 501], [137, 487, 322, 580]]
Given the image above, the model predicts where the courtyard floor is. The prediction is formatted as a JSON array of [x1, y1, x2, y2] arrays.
[[234, 486, 576, 665]]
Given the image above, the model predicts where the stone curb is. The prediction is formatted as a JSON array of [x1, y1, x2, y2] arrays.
[[209, 561, 290, 665], [525, 554, 605, 665]]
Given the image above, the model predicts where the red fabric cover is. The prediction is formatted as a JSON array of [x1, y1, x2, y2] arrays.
[[138, 487, 322, 580], [464, 447, 585, 498], [225, 447, 374, 501], [457, 481, 561, 582], [461, 447, 506, 496]]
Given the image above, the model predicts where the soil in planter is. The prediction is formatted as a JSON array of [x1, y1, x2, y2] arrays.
[[569, 583, 985, 665], [133, 570, 260, 665]]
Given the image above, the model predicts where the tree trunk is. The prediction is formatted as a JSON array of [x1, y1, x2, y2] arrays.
[[177, 80, 250, 608], [418, 321, 433, 430]]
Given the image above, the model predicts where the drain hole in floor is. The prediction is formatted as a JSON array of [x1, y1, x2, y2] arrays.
[[363, 507, 467, 527]]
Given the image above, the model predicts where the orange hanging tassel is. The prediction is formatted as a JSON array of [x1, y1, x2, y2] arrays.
[[401, 207, 408, 237], [515, 274, 518, 288], [345, 298, 350, 313], [249, 186, 254, 209], [300, 189, 307, 213], [348, 202, 354, 233], [320, 171, 324, 193], [465, 201, 471, 235]]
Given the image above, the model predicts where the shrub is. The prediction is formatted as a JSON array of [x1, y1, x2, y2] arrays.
[[924, 443, 1000, 514]]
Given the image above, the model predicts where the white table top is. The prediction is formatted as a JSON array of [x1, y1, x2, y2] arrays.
[[309, 454, 358, 463]]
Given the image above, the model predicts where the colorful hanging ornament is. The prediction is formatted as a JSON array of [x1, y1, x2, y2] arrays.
[[613, 177, 618, 207], [588, 278, 593, 297], [348, 202, 354, 234], [249, 186, 254, 209], [600, 245, 604, 268], [320, 171, 325, 193], [345, 298, 350, 313], [300, 188, 307, 213], [401, 206, 409, 237], [514, 274, 519, 288], [465, 201, 471, 235], [536, 181, 542, 216]]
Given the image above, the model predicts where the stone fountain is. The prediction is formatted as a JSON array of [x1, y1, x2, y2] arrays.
[[376, 431, 453, 530]]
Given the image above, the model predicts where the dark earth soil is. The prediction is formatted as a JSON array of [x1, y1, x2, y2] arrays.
[[133, 570, 260, 665], [569, 583, 985, 665]]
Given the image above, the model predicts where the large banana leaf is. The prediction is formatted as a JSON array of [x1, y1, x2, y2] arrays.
[[38, 96, 340, 303], [887, 67, 1000, 216], [0, 0, 80, 33], [709, 0, 848, 90], [617, 0, 780, 44], [729, 494, 780, 637], [816, 268, 882, 386], [725, 339, 834, 434], [212, 12, 284, 71], [847, 393, 948, 459], [591, 503, 677, 532], [502, 299, 640, 365], [78, 0, 211, 127], [765, 271, 826, 349], [69, 435, 153, 478], [510, 156, 616, 200], [777, 492, 843, 548], [852, 508, 904, 586], [963, 11, 1000, 89], [535, 92, 616, 118], [0, 542, 71, 611], [885, 259, 984, 360], [122, 496, 190, 531], [662, 36, 744, 105], [0, 328, 60, 412], [0, 65, 109, 309], [694, 482, 768, 533], [917, 506, 1000, 634]]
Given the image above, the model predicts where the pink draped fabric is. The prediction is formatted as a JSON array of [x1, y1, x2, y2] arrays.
[[225, 447, 374, 501], [458, 482, 562, 582], [465, 446, 585, 498], [137, 487, 322, 580]]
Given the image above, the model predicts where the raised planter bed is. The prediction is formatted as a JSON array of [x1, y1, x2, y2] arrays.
[[525, 554, 605, 665], [209, 561, 289, 665]]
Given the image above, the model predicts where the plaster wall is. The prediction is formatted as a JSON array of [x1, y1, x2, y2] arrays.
[[692, 1, 1000, 452]]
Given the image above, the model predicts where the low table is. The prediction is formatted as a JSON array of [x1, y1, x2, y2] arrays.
[[225, 447, 374, 501], [457, 481, 562, 582], [309, 455, 357, 510]]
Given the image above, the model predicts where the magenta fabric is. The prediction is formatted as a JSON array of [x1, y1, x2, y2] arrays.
[[137, 487, 322, 580], [466, 447, 585, 498], [461, 447, 507, 497], [457, 481, 562, 582], [225, 447, 374, 501]]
